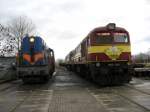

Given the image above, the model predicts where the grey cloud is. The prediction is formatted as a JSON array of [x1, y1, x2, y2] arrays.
[[28, 0, 83, 17], [0, 0, 83, 14], [0, 0, 30, 23], [145, 17, 150, 22], [139, 36, 150, 43], [145, 0, 150, 4], [143, 37, 150, 42], [0, 0, 83, 25], [56, 30, 79, 40], [58, 1, 83, 13]]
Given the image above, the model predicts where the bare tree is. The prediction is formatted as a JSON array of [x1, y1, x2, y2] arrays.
[[8, 16, 36, 51], [0, 23, 15, 56]]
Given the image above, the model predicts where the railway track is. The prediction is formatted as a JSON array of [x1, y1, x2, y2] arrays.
[[126, 77, 150, 95], [0, 68, 150, 112], [0, 82, 53, 112], [114, 91, 150, 112], [88, 81, 150, 112], [126, 84, 150, 95], [0, 80, 19, 93], [9, 93, 30, 112], [113, 86, 150, 111]]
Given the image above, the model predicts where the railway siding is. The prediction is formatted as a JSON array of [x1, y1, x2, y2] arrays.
[[14, 90, 53, 112], [0, 68, 150, 112], [88, 84, 150, 112], [88, 88, 149, 112], [113, 86, 150, 111]]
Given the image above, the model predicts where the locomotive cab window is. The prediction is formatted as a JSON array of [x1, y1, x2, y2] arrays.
[[95, 33, 112, 44], [50, 51, 53, 57], [114, 33, 128, 43]]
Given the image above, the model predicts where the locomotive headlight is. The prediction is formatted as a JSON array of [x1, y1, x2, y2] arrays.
[[30, 37, 35, 43], [96, 63, 100, 67]]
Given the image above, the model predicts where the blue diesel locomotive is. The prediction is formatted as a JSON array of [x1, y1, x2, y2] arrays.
[[16, 36, 55, 83]]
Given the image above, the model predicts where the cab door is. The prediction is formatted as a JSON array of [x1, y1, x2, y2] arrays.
[[81, 39, 88, 62]]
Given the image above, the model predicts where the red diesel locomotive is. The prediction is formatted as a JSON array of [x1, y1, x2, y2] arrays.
[[65, 23, 132, 85]]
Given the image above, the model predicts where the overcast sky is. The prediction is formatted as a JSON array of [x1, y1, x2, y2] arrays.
[[0, 0, 150, 59]]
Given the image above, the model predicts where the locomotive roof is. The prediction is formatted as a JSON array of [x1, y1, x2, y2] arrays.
[[89, 26, 128, 35], [83, 25, 129, 42], [22, 35, 54, 51]]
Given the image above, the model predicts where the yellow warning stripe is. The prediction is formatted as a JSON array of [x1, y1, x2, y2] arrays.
[[88, 45, 131, 54]]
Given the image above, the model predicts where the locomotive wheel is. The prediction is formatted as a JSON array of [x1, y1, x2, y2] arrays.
[[76, 66, 81, 74], [42, 75, 50, 82], [91, 71, 110, 86], [110, 73, 122, 85], [22, 78, 29, 84], [22, 77, 33, 84], [85, 70, 92, 81], [109, 71, 130, 85], [49, 71, 53, 79]]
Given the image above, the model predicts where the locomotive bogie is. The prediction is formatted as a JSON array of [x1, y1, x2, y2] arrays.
[[89, 62, 131, 85], [17, 65, 50, 77], [66, 62, 131, 85]]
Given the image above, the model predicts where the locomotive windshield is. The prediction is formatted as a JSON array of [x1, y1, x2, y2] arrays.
[[95, 33, 112, 44], [94, 32, 129, 44], [114, 33, 128, 43]]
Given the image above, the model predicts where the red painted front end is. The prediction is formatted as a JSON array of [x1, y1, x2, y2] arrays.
[[87, 52, 131, 62]]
